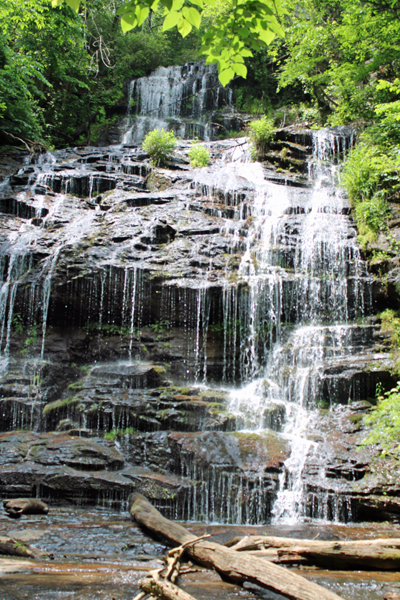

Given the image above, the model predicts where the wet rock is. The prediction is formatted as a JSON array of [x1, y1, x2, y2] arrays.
[[0, 431, 191, 508], [169, 430, 289, 473], [3, 498, 49, 517]]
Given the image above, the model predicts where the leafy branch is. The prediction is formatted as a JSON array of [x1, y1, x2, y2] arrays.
[[51, 0, 285, 85]]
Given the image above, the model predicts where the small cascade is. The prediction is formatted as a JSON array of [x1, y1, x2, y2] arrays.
[[123, 62, 233, 143]]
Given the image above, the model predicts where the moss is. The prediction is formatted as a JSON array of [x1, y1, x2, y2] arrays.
[[152, 365, 167, 374], [43, 395, 80, 417], [349, 414, 363, 423], [147, 171, 172, 192], [199, 390, 228, 401], [68, 381, 84, 391]]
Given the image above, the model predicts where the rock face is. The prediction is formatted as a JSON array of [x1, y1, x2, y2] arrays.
[[0, 109, 398, 523]]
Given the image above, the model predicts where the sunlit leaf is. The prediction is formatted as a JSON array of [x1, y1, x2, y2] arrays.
[[172, 0, 185, 10], [233, 62, 247, 78], [182, 6, 201, 28], [219, 66, 235, 86], [266, 17, 284, 37], [178, 16, 192, 37], [117, 2, 135, 16], [136, 5, 149, 25], [65, 0, 80, 12], [162, 10, 181, 30], [258, 28, 275, 44], [121, 11, 137, 32]]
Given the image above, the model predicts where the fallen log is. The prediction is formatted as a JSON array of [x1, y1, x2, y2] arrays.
[[128, 494, 346, 600], [140, 573, 197, 600], [0, 536, 49, 560], [226, 535, 400, 570]]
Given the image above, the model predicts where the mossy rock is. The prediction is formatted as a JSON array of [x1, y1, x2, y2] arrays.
[[43, 395, 81, 417]]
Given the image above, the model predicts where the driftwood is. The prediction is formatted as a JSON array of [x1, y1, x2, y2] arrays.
[[226, 535, 400, 571], [134, 534, 208, 600], [129, 494, 345, 600], [3, 498, 49, 518], [0, 536, 49, 560], [139, 573, 197, 600]]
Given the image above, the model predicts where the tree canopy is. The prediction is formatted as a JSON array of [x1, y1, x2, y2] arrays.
[[51, 0, 285, 85]]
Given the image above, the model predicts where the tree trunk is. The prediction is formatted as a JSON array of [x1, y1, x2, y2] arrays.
[[128, 494, 346, 600], [226, 535, 400, 570]]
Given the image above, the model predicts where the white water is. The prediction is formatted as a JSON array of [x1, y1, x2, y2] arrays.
[[217, 129, 369, 523], [123, 62, 232, 143]]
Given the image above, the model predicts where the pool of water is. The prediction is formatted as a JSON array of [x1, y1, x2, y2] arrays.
[[0, 507, 399, 600]]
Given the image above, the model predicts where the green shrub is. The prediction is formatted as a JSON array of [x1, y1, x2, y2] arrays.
[[188, 142, 210, 167], [341, 140, 400, 248], [362, 382, 400, 458], [248, 116, 275, 160], [142, 128, 177, 167]]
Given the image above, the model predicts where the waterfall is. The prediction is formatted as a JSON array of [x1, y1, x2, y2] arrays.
[[1, 70, 387, 524], [123, 61, 233, 143], [225, 127, 371, 523]]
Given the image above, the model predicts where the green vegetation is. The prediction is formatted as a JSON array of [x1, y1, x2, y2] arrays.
[[248, 116, 275, 160], [83, 322, 133, 337], [360, 310, 400, 460], [143, 129, 177, 166], [149, 319, 170, 334], [0, 0, 201, 147], [43, 395, 80, 417], [362, 382, 400, 459], [341, 139, 400, 250], [54, 0, 285, 86], [20, 322, 39, 356], [104, 427, 135, 440], [12, 314, 24, 336], [188, 142, 210, 167]]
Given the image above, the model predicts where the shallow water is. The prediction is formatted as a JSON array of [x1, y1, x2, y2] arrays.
[[0, 507, 399, 600]]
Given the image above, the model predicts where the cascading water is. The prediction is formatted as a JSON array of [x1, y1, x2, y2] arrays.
[[123, 61, 233, 143], [0, 62, 392, 528], [223, 128, 371, 523]]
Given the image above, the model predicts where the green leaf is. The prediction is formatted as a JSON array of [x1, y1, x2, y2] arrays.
[[219, 67, 235, 86], [178, 16, 192, 37], [266, 18, 284, 37], [238, 27, 250, 39], [258, 28, 275, 44], [121, 12, 138, 32], [136, 5, 149, 25], [190, 0, 204, 7], [51, 0, 65, 6], [65, 0, 80, 11], [240, 48, 253, 57], [233, 63, 247, 78], [117, 1, 135, 15], [182, 6, 201, 28], [162, 10, 182, 30], [172, 0, 185, 10]]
